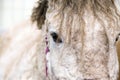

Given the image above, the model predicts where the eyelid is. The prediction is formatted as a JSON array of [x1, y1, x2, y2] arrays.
[[49, 28, 57, 33]]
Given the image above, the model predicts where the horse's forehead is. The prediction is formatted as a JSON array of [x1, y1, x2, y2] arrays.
[[46, 10, 97, 31], [46, 11, 62, 28]]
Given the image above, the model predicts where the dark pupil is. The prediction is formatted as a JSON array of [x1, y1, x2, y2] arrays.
[[51, 32, 58, 41], [116, 33, 120, 42], [50, 32, 62, 43]]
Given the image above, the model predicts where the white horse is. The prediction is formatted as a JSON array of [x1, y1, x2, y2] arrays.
[[0, 0, 120, 80]]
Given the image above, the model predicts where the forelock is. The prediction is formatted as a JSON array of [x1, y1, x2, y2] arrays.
[[31, 0, 120, 30]]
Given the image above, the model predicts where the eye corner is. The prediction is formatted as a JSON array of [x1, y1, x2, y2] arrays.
[[57, 38, 63, 43]]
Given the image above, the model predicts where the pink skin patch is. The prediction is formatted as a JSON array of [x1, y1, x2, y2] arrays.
[[45, 36, 50, 77]]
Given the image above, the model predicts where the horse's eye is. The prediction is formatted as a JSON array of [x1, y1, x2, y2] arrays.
[[116, 33, 120, 42], [50, 32, 62, 43]]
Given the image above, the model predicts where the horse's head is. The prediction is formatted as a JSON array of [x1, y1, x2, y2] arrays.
[[32, 0, 120, 79]]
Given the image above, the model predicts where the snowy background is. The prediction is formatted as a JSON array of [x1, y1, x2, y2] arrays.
[[0, 0, 36, 34]]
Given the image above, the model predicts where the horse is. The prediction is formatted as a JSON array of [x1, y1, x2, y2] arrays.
[[0, 0, 120, 80]]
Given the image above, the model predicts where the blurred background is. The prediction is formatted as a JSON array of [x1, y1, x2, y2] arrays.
[[0, 0, 36, 34], [0, 0, 120, 79]]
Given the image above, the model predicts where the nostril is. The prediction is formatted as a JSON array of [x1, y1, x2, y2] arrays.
[[50, 32, 62, 43]]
